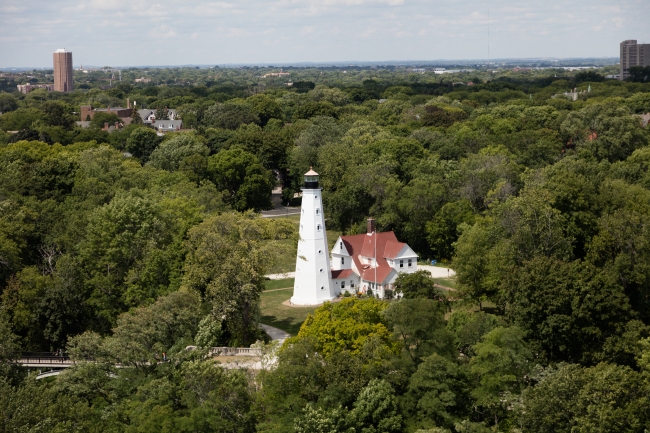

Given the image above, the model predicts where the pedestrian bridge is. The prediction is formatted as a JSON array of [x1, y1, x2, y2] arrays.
[[16, 346, 266, 379]]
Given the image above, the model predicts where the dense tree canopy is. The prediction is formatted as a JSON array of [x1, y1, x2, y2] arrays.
[[1, 65, 650, 432]]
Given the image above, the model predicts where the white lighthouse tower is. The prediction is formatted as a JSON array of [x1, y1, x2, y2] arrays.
[[291, 168, 335, 305]]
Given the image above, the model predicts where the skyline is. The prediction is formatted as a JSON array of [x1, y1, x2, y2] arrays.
[[1, 0, 649, 68]]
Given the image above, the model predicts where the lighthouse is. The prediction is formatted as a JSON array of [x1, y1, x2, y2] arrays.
[[290, 168, 335, 305]]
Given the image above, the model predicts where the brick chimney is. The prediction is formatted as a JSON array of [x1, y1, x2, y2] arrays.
[[367, 217, 375, 235], [103, 122, 109, 130]]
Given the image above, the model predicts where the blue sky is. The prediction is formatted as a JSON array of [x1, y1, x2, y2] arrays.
[[1, 0, 648, 67]]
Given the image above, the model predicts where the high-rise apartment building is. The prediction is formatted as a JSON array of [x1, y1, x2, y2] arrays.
[[53, 49, 74, 92], [620, 40, 650, 80]]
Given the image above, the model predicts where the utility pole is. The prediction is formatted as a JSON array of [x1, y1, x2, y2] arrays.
[[374, 228, 377, 297]]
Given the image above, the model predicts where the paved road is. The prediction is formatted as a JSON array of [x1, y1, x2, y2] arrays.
[[418, 265, 455, 278], [260, 324, 291, 341], [266, 272, 295, 280], [260, 207, 301, 218]]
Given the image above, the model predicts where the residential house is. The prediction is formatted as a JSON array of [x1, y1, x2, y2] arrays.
[[330, 218, 418, 298]]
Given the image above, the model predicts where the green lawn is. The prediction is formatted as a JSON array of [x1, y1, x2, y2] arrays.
[[260, 288, 317, 336], [433, 277, 458, 290], [264, 278, 295, 291]]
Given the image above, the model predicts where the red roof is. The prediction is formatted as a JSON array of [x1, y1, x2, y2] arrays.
[[359, 231, 398, 258], [339, 231, 405, 284], [331, 269, 354, 279], [360, 265, 394, 284], [384, 241, 406, 259]]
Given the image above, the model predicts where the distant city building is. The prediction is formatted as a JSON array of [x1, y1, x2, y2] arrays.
[[134, 77, 151, 83], [261, 71, 290, 78], [53, 49, 74, 92], [620, 40, 650, 80], [16, 83, 53, 94]]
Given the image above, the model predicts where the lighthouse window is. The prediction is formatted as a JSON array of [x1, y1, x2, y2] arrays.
[[317, 224, 321, 231], [316, 208, 319, 215], [315, 195, 319, 199], [321, 286, 325, 290], [318, 250, 322, 254], [320, 268, 323, 273]]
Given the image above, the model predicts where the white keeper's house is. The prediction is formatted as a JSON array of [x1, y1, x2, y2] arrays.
[[291, 169, 418, 305], [331, 217, 418, 298]]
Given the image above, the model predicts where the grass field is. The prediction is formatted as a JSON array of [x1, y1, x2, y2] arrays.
[[264, 278, 295, 291], [433, 277, 458, 290], [260, 288, 316, 335]]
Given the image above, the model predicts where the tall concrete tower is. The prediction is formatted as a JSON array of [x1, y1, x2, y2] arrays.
[[291, 168, 335, 305], [53, 49, 74, 92]]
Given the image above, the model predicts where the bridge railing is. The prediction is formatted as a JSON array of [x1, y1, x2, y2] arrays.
[[16, 352, 73, 365], [208, 347, 262, 357]]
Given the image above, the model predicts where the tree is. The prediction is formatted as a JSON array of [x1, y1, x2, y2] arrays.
[[469, 327, 532, 426], [502, 257, 634, 364], [426, 200, 475, 261], [202, 103, 260, 130], [207, 147, 274, 211], [0, 108, 45, 131], [181, 213, 294, 345], [405, 354, 470, 430], [393, 270, 446, 301], [349, 379, 403, 433], [155, 105, 169, 120], [42, 101, 75, 129], [131, 107, 144, 125], [147, 134, 209, 171], [520, 363, 650, 433], [292, 298, 398, 357], [383, 298, 454, 365], [126, 127, 160, 162], [626, 66, 650, 83], [77, 191, 169, 327], [0, 93, 18, 113], [89, 112, 121, 129], [245, 94, 283, 126]]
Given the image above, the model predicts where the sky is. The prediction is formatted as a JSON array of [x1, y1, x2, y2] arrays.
[[1, 0, 649, 68]]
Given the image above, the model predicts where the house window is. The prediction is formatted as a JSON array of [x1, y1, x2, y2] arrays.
[[341, 281, 346, 289], [351, 282, 355, 289], [400, 259, 404, 268], [339, 241, 343, 249], [408, 259, 412, 267], [341, 257, 344, 265]]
